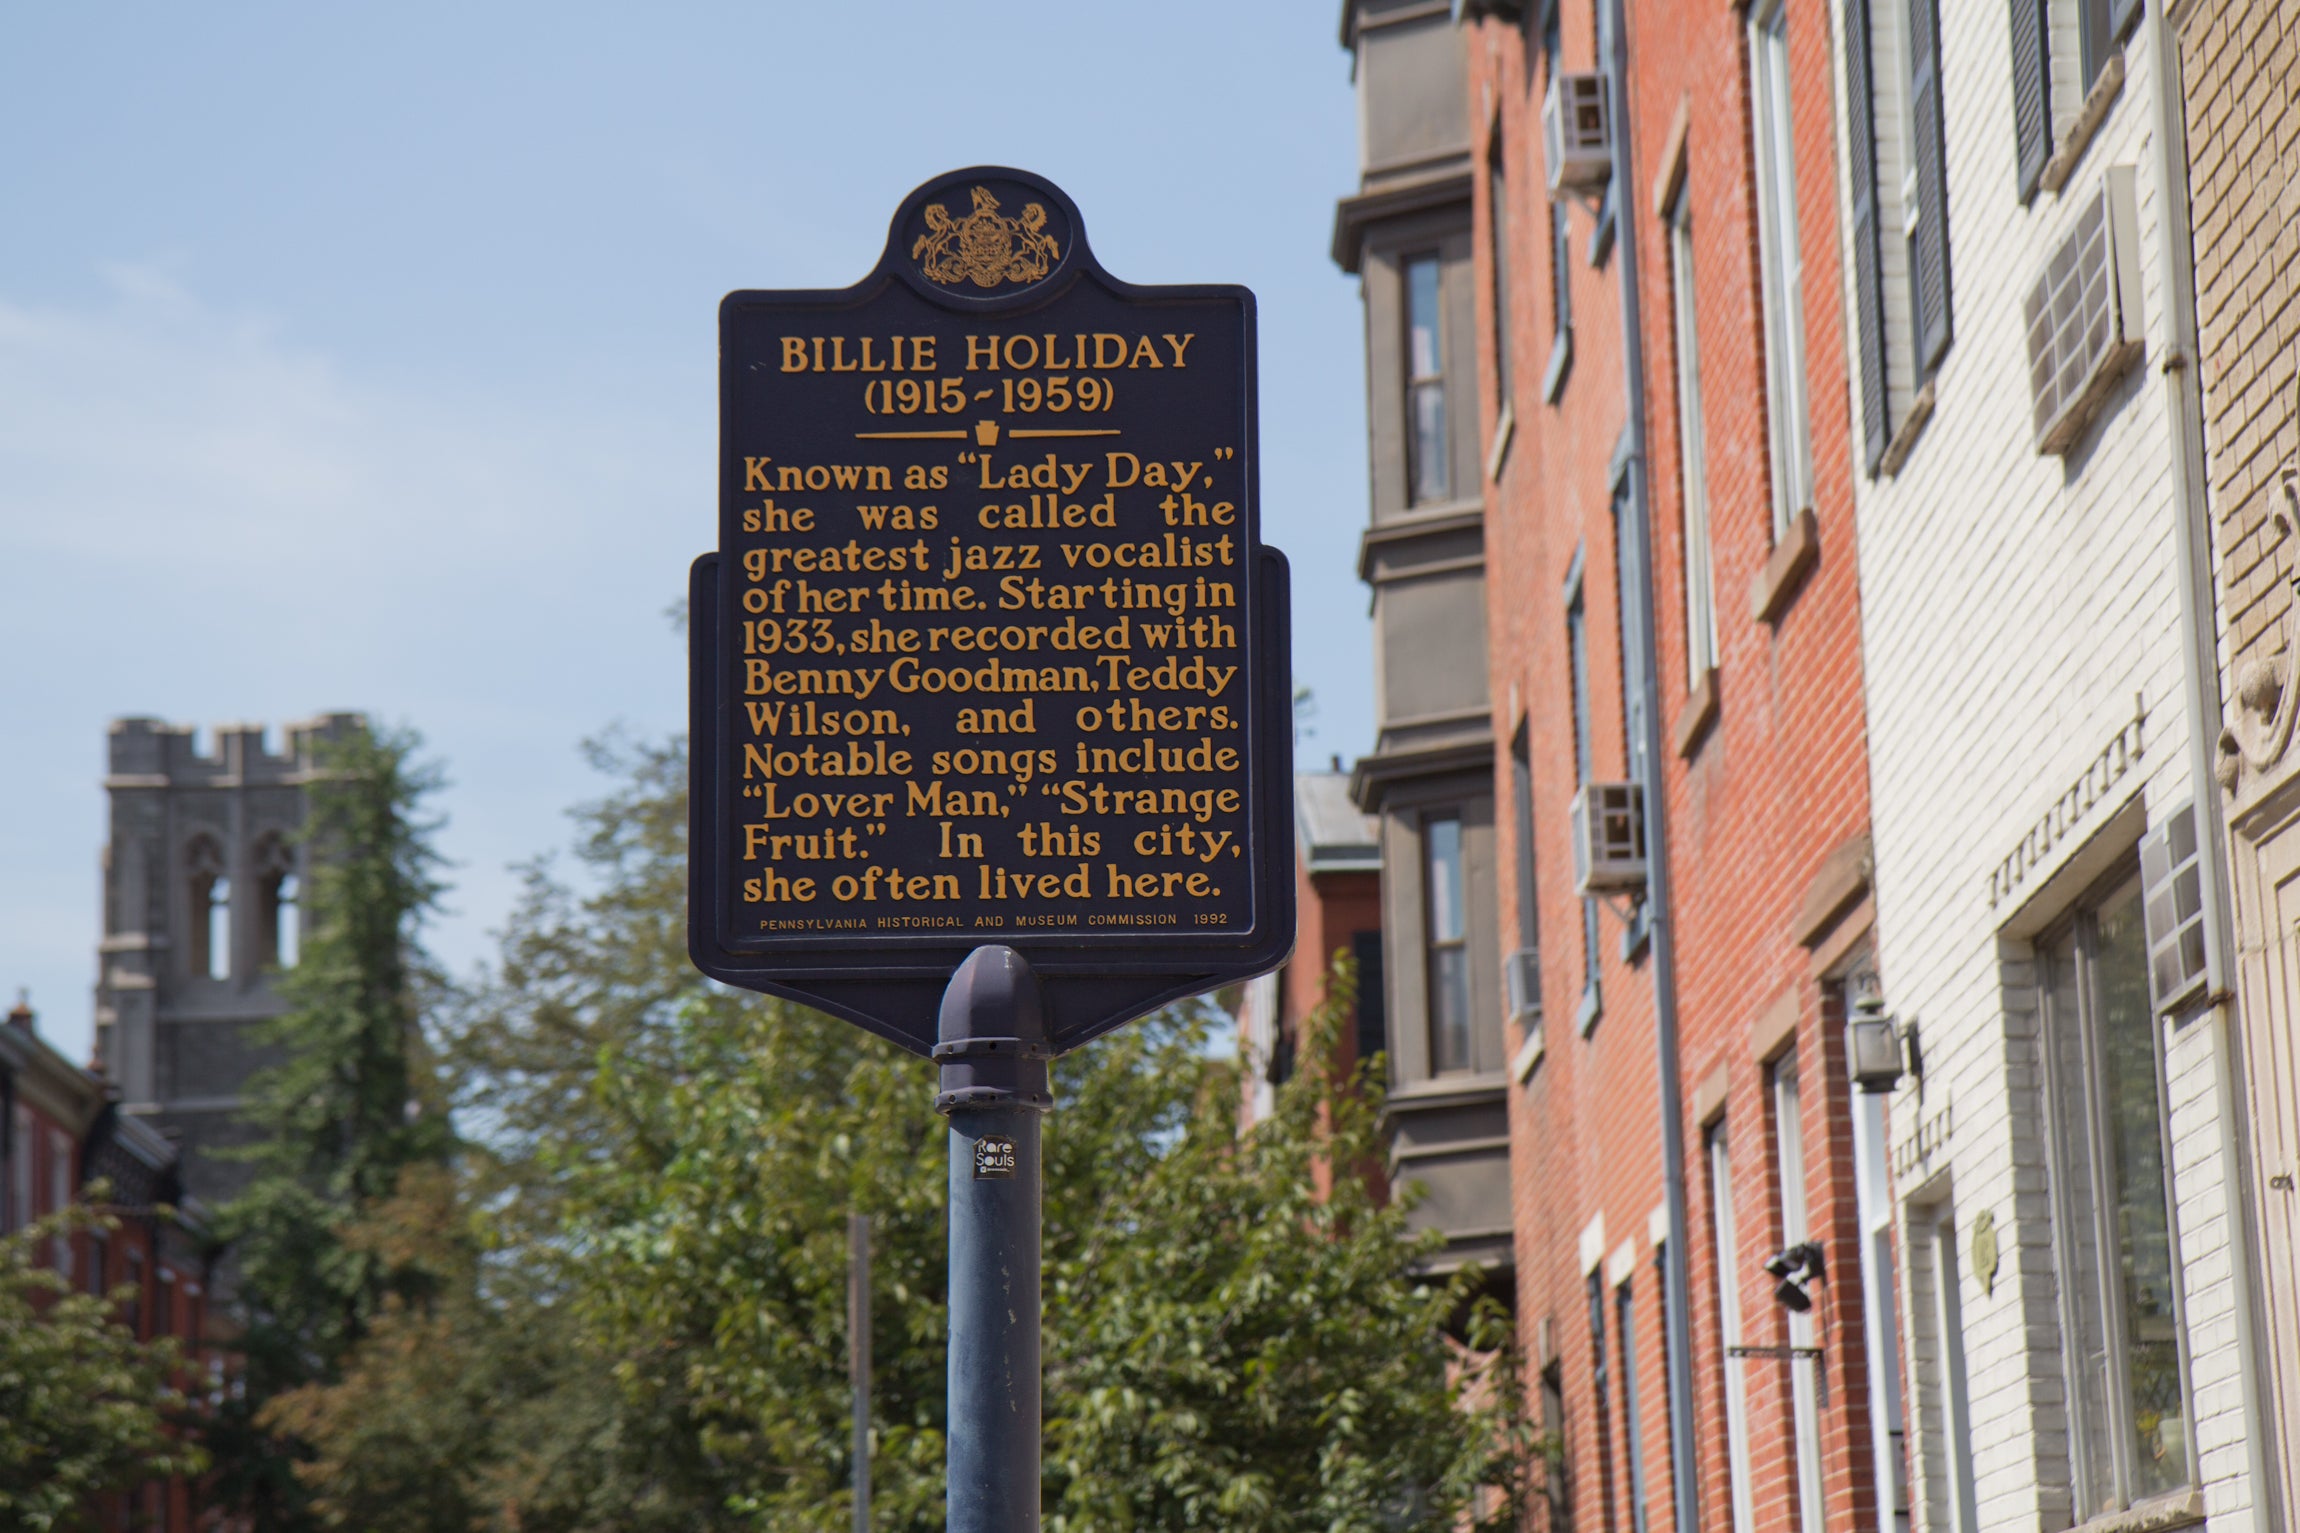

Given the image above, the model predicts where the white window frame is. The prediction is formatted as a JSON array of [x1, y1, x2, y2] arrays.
[[1404, 252, 1450, 506], [1852, 1079, 1913, 1533], [1666, 189, 1717, 682], [1748, 0, 1813, 536], [1774, 1056, 1827, 1533], [1709, 1124, 1757, 1533], [2038, 875, 2196, 1516]]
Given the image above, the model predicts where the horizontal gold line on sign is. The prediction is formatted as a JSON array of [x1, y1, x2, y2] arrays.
[[1008, 428, 1122, 439], [853, 429, 970, 440]]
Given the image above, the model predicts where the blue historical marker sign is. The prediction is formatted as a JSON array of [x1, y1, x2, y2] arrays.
[[690, 167, 1295, 1056]]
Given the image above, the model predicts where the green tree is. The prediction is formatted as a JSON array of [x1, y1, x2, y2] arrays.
[[268, 733, 1521, 1530], [207, 722, 454, 1528], [0, 1202, 206, 1530]]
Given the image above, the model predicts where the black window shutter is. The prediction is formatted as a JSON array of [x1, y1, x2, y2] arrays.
[[2010, 0, 2052, 204], [1844, 0, 1892, 473], [1911, 0, 1955, 372]]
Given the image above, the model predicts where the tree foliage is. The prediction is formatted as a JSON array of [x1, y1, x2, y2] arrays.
[[231, 730, 1526, 1530], [0, 1202, 206, 1530], [207, 722, 454, 1528]]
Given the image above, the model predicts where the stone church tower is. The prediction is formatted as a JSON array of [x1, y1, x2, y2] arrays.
[[92, 714, 362, 1210]]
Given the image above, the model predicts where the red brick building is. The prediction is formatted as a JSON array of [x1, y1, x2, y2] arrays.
[[1450, 0, 1900, 1525], [1238, 773, 1384, 1127], [4, 994, 216, 1530]]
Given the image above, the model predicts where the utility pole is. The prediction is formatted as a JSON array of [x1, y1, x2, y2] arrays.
[[849, 1212, 871, 1533]]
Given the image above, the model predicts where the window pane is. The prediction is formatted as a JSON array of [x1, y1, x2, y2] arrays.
[[1619, 1282, 1649, 1533], [207, 875, 231, 981], [1773, 1060, 1826, 1533], [1427, 817, 1465, 941], [1670, 203, 1717, 680], [1751, 0, 1813, 530], [1709, 1129, 1755, 1533], [275, 872, 300, 969], [1490, 152, 1513, 405], [1426, 816, 1471, 1073], [2093, 888, 2185, 1499], [1406, 256, 1449, 503], [2044, 929, 2118, 1508]]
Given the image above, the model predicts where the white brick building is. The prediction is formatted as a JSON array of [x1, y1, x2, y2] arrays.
[[1822, 0, 2274, 1524]]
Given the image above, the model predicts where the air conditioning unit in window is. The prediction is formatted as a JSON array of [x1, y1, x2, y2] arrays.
[[1543, 71, 1614, 195], [2139, 805, 2210, 1017], [2024, 166, 2144, 456], [1505, 946, 1543, 1024], [1570, 782, 1647, 896]]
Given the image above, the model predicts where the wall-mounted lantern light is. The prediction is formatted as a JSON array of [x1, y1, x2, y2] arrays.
[[1847, 995, 1919, 1094]]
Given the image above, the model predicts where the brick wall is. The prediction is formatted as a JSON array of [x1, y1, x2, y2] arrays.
[[1467, 0, 1882, 1510]]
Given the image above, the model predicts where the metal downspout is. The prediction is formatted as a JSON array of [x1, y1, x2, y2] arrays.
[[1600, 0, 1701, 1526]]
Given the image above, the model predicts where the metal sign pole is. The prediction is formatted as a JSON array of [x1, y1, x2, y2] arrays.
[[849, 1212, 872, 1533], [934, 946, 1050, 1533]]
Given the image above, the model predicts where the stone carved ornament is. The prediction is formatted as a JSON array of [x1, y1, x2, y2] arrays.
[[2217, 181, 2300, 797], [2218, 467, 2300, 795]]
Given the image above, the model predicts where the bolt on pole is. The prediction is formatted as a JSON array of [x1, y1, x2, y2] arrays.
[[933, 945, 1051, 1533]]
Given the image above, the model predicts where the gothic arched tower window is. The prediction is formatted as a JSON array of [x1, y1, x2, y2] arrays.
[[254, 834, 299, 970], [186, 837, 228, 981]]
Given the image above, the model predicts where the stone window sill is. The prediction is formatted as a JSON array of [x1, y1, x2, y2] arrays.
[[2069, 1488, 2203, 1533], [1543, 328, 1574, 404], [1748, 506, 1818, 626], [2041, 50, 2126, 197], [1880, 377, 1936, 478], [1673, 667, 1719, 759], [1575, 980, 1602, 1038], [1486, 399, 1515, 482]]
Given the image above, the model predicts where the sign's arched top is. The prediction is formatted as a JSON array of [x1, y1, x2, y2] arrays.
[[868, 166, 1097, 313]]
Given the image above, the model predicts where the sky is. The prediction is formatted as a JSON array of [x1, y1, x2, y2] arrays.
[[0, 3, 1375, 1063]]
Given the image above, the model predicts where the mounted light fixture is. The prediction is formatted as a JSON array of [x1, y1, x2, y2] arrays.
[[1764, 1240, 1826, 1312], [1847, 995, 1918, 1094]]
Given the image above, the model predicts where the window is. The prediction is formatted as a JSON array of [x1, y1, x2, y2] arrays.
[[1489, 138, 1515, 414], [1405, 254, 1450, 505], [1912, 1200, 1980, 1532], [1848, 982, 1914, 1533], [1708, 1124, 1756, 1533], [1537, 0, 1573, 385], [1749, 0, 1813, 533], [1772, 1056, 1826, 1533], [256, 835, 299, 970], [2009, 0, 2140, 202], [1666, 190, 1717, 681], [8, 1106, 28, 1234], [1618, 1277, 1650, 1533], [1351, 929, 1387, 1074], [1588, 1271, 1619, 1521], [1847, 0, 1952, 471], [1426, 814, 1472, 1073], [1612, 482, 1649, 794], [1567, 579, 1600, 1010], [49, 1128, 71, 1277], [187, 837, 228, 981], [125, 1250, 145, 1337], [1509, 725, 1544, 1040], [2039, 874, 2190, 1515], [1539, 1358, 1572, 1529]]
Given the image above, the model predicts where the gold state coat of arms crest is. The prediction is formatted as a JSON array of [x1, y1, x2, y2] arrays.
[[912, 186, 1060, 289]]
